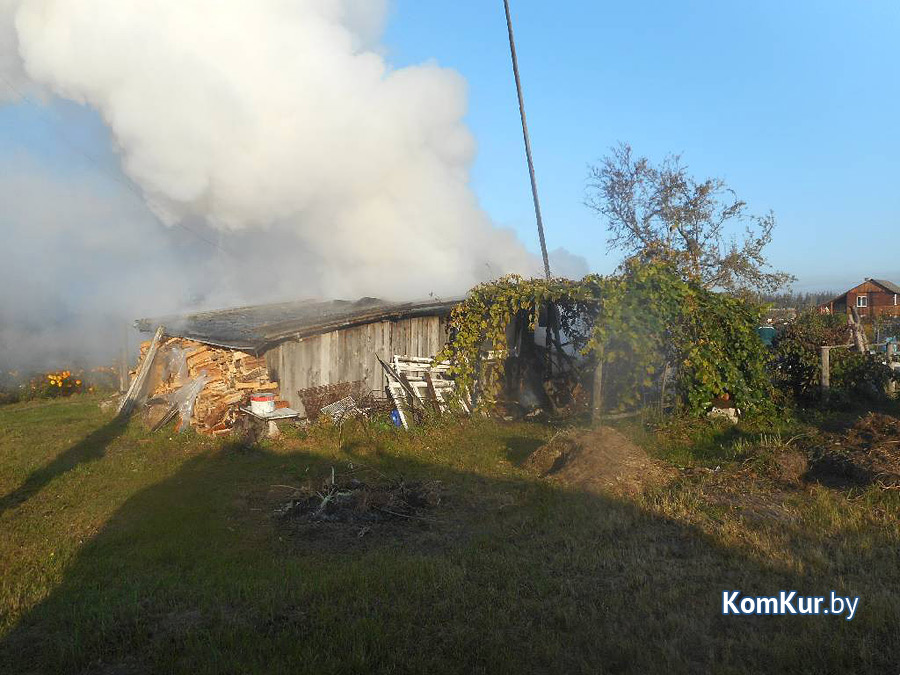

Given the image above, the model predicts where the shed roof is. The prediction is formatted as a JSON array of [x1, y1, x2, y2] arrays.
[[135, 297, 461, 353]]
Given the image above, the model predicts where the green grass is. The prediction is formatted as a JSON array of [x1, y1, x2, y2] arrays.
[[1, 396, 899, 673]]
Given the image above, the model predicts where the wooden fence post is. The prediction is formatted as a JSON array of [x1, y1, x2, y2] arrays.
[[820, 346, 830, 393], [659, 362, 671, 414], [591, 348, 604, 424], [887, 343, 897, 395]]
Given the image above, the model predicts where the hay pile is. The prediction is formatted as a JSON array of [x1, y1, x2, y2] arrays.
[[526, 427, 672, 495]]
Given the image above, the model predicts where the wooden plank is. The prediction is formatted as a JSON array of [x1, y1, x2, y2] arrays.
[[117, 325, 165, 418], [119, 323, 130, 393], [252, 382, 279, 391], [821, 346, 830, 392], [377, 355, 421, 406], [186, 346, 212, 359], [423, 372, 441, 413], [236, 367, 265, 382], [389, 354, 461, 415]]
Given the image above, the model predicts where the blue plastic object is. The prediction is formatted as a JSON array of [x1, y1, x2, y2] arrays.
[[757, 326, 777, 347], [390, 409, 403, 427]]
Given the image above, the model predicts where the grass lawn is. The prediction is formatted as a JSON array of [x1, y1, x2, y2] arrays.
[[1, 395, 899, 674]]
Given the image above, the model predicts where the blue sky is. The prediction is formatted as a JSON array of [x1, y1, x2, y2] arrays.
[[3, 1, 899, 292], [383, 0, 900, 290]]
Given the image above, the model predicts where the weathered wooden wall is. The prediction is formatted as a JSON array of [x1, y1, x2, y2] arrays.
[[844, 281, 900, 318], [822, 281, 900, 318], [264, 316, 447, 413]]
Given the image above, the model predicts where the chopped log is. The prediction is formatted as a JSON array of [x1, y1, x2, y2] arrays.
[[204, 403, 231, 428], [237, 367, 266, 382], [139, 336, 279, 435]]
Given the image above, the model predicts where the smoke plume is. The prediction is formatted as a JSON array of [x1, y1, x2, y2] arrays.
[[0, 1, 584, 372]]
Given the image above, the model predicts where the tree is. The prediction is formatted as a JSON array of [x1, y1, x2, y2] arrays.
[[586, 143, 795, 294]]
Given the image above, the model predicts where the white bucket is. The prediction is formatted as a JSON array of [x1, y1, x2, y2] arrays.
[[250, 392, 276, 416]]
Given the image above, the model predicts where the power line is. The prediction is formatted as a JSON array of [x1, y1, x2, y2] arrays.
[[502, 0, 551, 280], [0, 74, 233, 256]]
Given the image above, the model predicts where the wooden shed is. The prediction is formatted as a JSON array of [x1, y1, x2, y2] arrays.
[[135, 297, 459, 416]]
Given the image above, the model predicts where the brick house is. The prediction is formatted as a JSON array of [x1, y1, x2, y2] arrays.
[[819, 279, 900, 318]]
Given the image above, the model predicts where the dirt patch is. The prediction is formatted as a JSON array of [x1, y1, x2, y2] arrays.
[[526, 427, 672, 494], [807, 413, 900, 489]]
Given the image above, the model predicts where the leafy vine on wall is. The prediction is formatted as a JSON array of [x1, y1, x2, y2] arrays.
[[438, 260, 774, 416]]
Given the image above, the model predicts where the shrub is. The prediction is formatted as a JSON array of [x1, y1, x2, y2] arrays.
[[440, 260, 774, 417], [0, 369, 105, 404], [772, 310, 896, 400], [831, 351, 897, 399]]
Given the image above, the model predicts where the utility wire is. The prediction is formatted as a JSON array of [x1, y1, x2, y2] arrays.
[[0, 74, 232, 256], [502, 0, 551, 280]]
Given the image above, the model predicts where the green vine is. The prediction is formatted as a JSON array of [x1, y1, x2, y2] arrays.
[[439, 260, 774, 416]]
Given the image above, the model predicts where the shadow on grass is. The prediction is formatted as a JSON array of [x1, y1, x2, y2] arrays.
[[1, 431, 898, 674], [0, 417, 127, 517], [505, 436, 544, 465]]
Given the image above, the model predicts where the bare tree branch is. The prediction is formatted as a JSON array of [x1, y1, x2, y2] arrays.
[[585, 143, 795, 294]]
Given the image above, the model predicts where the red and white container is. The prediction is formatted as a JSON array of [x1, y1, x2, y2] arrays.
[[250, 392, 276, 416]]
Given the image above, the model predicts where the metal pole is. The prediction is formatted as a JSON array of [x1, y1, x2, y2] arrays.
[[503, 0, 551, 280]]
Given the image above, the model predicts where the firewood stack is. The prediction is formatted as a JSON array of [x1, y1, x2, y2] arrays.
[[132, 337, 285, 435]]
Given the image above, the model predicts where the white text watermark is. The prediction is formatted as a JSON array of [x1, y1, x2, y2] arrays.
[[722, 591, 858, 620]]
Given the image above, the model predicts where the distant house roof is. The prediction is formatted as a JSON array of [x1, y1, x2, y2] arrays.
[[872, 279, 900, 295], [135, 297, 462, 353]]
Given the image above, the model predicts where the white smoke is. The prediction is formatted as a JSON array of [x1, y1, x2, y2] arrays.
[[548, 247, 590, 280], [0, 1, 590, 371], [0, 0, 30, 101], [0, 156, 204, 371], [5, 0, 540, 298]]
